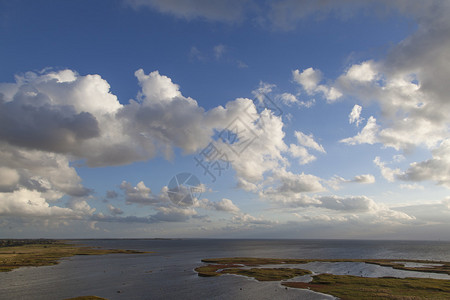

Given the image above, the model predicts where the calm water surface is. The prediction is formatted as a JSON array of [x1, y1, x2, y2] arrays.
[[1, 239, 449, 300]]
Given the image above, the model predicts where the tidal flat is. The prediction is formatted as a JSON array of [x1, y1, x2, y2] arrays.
[[196, 257, 450, 299], [0, 239, 149, 272]]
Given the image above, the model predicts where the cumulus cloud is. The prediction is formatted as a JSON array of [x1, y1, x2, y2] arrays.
[[107, 204, 124, 216], [295, 131, 325, 153], [292, 67, 322, 94], [0, 67, 298, 224], [349, 104, 364, 127], [397, 139, 450, 188], [200, 198, 241, 214], [323, 1, 450, 188], [288, 144, 316, 165], [260, 169, 325, 203], [328, 174, 375, 190], [0, 142, 89, 199], [288, 131, 325, 165], [292, 68, 342, 102], [277, 2, 450, 190], [150, 206, 197, 222], [119, 181, 164, 205], [281, 193, 415, 225], [373, 156, 401, 182], [318, 195, 378, 213], [0, 189, 88, 218], [276, 93, 315, 108], [352, 174, 375, 184], [340, 116, 379, 145]]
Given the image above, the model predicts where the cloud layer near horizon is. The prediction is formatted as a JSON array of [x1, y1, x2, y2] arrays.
[[1, 0, 450, 238]]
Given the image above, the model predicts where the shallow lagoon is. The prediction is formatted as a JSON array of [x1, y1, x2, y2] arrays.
[[1, 239, 449, 299]]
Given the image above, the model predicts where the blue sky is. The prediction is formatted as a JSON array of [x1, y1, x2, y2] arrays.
[[1, 0, 450, 239]]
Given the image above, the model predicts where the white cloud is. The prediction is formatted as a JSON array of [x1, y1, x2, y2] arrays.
[[260, 169, 326, 202], [0, 68, 297, 223], [292, 68, 342, 102], [0, 189, 87, 218], [120, 181, 165, 205], [277, 93, 297, 106], [276, 93, 315, 109], [151, 206, 197, 222], [352, 174, 375, 184], [288, 131, 325, 165], [373, 156, 401, 182], [349, 104, 364, 126], [280, 193, 415, 225], [344, 61, 378, 83], [318, 195, 378, 213], [397, 139, 450, 188], [292, 67, 322, 94], [340, 116, 379, 145], [327, 174, 375, 190], [288, 144, 316, 165], [135, 69, 182, 102], [294, 131, 325, 153], [200, 198, 240, 214]]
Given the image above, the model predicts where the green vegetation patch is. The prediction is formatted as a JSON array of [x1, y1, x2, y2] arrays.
[[0, 240, 150, 272], [194, 264, 242, 277], [64, 296, 108, 300], [283, 274, 450, 300], [222, 267, 311, 281], [198, 257, 450, 299], [201, 257, 450, 275]]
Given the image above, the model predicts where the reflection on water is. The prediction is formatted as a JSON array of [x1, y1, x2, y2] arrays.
[[0, 239, 449, 300], [244, 262, 450, 280]]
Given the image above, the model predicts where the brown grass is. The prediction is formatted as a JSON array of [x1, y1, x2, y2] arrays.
[[64, 296, 108, 300], [283, 274, 450, 300], [0, 240, 150, 272], [201, 257, 450, 275]]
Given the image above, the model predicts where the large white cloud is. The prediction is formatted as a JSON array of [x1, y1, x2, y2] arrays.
[[0, 189, 90, 218], [0, 68, 304, 226]]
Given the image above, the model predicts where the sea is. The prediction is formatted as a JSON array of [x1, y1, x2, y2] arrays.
[[1, 239, 449, 300]]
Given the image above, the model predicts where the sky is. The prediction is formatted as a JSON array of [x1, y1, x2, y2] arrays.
[[1, 0, 450, 240]]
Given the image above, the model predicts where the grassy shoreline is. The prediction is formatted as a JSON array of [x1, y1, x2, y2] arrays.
[[196, 257, 450, 299], [0, 239, 150, 272], [200, 257, 450, 275]]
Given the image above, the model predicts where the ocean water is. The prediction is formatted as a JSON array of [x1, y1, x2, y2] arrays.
[[1, 239, 449, 300]]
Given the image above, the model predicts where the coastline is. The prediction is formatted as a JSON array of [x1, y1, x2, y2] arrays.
[[0, 239, 151, 273], [196, 257, 450, 299]]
